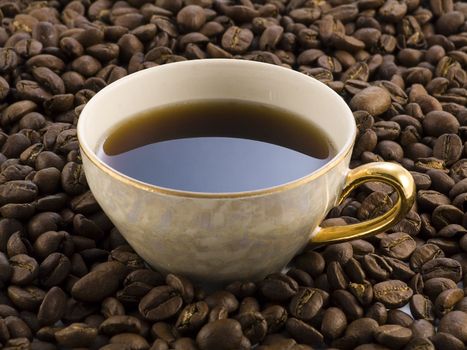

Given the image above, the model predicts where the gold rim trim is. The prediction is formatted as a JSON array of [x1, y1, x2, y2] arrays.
[[78, 138, 355, 199]]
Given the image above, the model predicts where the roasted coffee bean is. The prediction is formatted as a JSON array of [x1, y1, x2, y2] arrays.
[[259, 25, 283, 50], [421, 258, 462, 282], [363, 253, 393, 280], [27, 212, 62, 240], [332, 289, 364, 321], [376, 140, 404, 162], [61, 298, 95, 323], [208, 305, 228, 322], [31, 67, 65, 95], [175, 301, 209, 333], [430, 0, 454, 17], [4, 337, 32, 349], [99, 315, 142, 336], [341, 318, 379, 348], [380, 232, 416, 260], [430, 332, 465, 350], [404, 337, 435, 350], [138, 286, 183, 321], [433, 134, 463, 165], [166, 273, 194, 304], [55, 323, 97, 348], [172, 337, 198, 350], [434, 288, 464, 318], [419, 216, 436, 239], [342, 65, 370, 85], [0, 251, 11, 285], [373, 280, 413, 308], [38, 253, 70, 288], [350, 240, 375, 259], [438, 224, 467, 243], [417, 190, 450, 211], [0, 48, 19, 73], [71, 261, 126, 302], [373, 121, 400, 140], [7, 231, 32, 256], [365, 302, 388, 326], [427, 170, 455, 194], [109, 246, 144, 270], [286, 317, 324, 348], [117, 34, 144, 63], [450, 159, 467, 183], [387, 309, 414, 328], [286, 268, 313, 287], [204, 291, 238, 314], [177, 5, 206, 33], [16, 80, 52, 103], [33, 230, 73, 260], [10, 254, 38, 286], [426, 239, 457, 259], [344, 257, 366, 283], [449, 178, 467, 198], [438, 311, 467, 343], [261, 305, 287, 334], [424, 277, 458, 302], [34, 152, 64, 171], [5, 316, 32, 340], [151, 322, 177, 344], [196, 319, 248, 350], [348, 280, 373, 306], [436, 11, 465, 35], [321, 307, 347, 340], [225, 281, 257, 298], [289, 287, 323, 321], [124, 269, 163, 288], [37, 287, 66, 326], [410, 294, 435, 321], [331, 32, 365, 52], [461, 235, 467, 253], [385, 257, 415, 281], [109, 333, 150, 349], [349, 87, 392, 115], [101, 297, 125, 319], [421, 228, 446, 249], [0, 181, 38, 205], [410, 244, 445, 272], [327, 261, 349, 290], [323, 242, 353, 265], [221, 26, 253, 54], [2, 101, 38, 126], [236, 311, 267, 344], [423, 111, 460, 136], [7, 285, 45, 311], [31, 169, 61, 196], [410, 319, 435, 339], [431, 205, 463, 229], [260, 274, 298, 301], [0, 76, 9, 102]]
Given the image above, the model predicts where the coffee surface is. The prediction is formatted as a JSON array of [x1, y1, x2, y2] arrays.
[[99, 99, 334, 192]]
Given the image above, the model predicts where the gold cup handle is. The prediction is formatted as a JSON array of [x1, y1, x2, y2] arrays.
[[312, 162, 416, 244]]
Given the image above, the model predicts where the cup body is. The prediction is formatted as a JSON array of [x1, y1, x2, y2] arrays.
[[78, 59, 356, 283]]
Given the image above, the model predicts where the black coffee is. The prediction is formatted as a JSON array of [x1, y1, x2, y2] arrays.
[[99, 99, 335, 193]]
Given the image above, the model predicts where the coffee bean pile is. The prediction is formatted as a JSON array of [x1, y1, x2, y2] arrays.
[[0, 0, 466, 349]]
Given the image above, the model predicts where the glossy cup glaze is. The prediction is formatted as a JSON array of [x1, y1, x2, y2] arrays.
[[78, 59, 415, 283]]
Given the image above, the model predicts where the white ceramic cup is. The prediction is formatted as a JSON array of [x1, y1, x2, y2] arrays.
[[78, 59, 415, 283]]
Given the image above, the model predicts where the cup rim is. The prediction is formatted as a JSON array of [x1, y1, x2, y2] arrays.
[[77, 59, 356, 198]]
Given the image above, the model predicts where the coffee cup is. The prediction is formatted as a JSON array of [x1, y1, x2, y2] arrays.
[[77, 59, 415, 283]]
